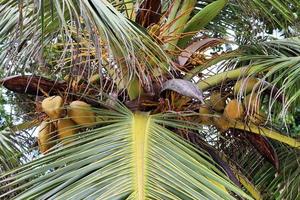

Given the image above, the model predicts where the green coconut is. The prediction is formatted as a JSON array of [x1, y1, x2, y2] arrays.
[[210, 92, 226, 111], [234, 77, 259, 95], [199, 105, 212, 124], [243, 93, 260, 113]]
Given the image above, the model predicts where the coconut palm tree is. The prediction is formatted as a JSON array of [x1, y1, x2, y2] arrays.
[[0, 0, 299, 199]]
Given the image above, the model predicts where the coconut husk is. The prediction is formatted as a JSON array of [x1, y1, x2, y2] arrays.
[[199, 105, 212, 123], [224, 99, 244, 120], [57, 118, 78, 145], [42, 96, 63, 119], [210, 92, 226, 111], [234, 77, 259, 95], [37, 121, 56, 154], [68, 101, 95, 127], [213, 115, 230, 132]]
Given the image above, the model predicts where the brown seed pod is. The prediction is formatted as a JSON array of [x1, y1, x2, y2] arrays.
[[68, 101, 95, 127], [224, 99, 244, 120], [233, 77, 259, 95], [42, 96, 63, 119], [213, 115, 230, 132], [37, 121, 56, 154], [199, 105, 212, 124], [210, 92, 226, 111], [57, 118, 78, 145], [243, 93, 260, 113]]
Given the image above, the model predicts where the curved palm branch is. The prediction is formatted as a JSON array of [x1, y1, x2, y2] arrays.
[[0, 105, 250, 199], [237, 144, 300, 200]]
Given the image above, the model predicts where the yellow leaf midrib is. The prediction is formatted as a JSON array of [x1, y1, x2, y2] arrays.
[[132, 112, 151, 200]]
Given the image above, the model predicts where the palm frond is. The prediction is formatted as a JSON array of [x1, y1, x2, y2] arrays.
[[193, 0, 299, 44], [236, 37, 300, 116], [0, 0, 171, 89], [238, 144, 300, 200], [0, 128, 24, 172], [0, 105, 250, 199]]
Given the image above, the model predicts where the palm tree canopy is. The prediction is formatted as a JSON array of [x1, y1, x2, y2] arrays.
[[0, 0, 299, 199]]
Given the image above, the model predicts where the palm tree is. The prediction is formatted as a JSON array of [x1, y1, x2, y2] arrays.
[[0, 0, 299, 199]]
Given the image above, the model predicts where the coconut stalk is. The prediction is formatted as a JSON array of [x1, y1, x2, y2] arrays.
[[124, 0, 135, 20], [191, 136, 262, 199], [232, 168, 262, 200], [231, 121, 300, 148], [197, 66, 261, 91], [199, 115, 300, 148]]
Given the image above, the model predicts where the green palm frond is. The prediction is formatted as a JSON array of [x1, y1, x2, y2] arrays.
[[233, 0, 299, 31], [1, 0, 300, 199], [236, 37, 300, 115], [0, 128, 24, 172], [0, 0, 171, 88], [238, 144, 300, 200], [194, 0, 299, 44], [190, 37, 300, 118], [0, 105, 250, 199]]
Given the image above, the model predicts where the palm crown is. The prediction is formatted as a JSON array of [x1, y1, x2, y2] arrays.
[[0, 0, 299, 199]]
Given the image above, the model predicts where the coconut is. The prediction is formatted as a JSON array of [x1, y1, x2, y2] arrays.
[[57, 118, 78, 145], [68, 101, 95, 127], [243, 93, 260, 113], [213, 115, 230, 132], [224, 99, 244, 120], [233, 77, 259, 95], [42, 96, 63, 119], [210, 92, 226, 111], [199, 105, 212, 124], [37, 121, 56, 154]]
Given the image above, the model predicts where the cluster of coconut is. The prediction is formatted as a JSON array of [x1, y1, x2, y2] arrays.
[[38, 96, 95, 154], [199, 77, 266, 132]]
